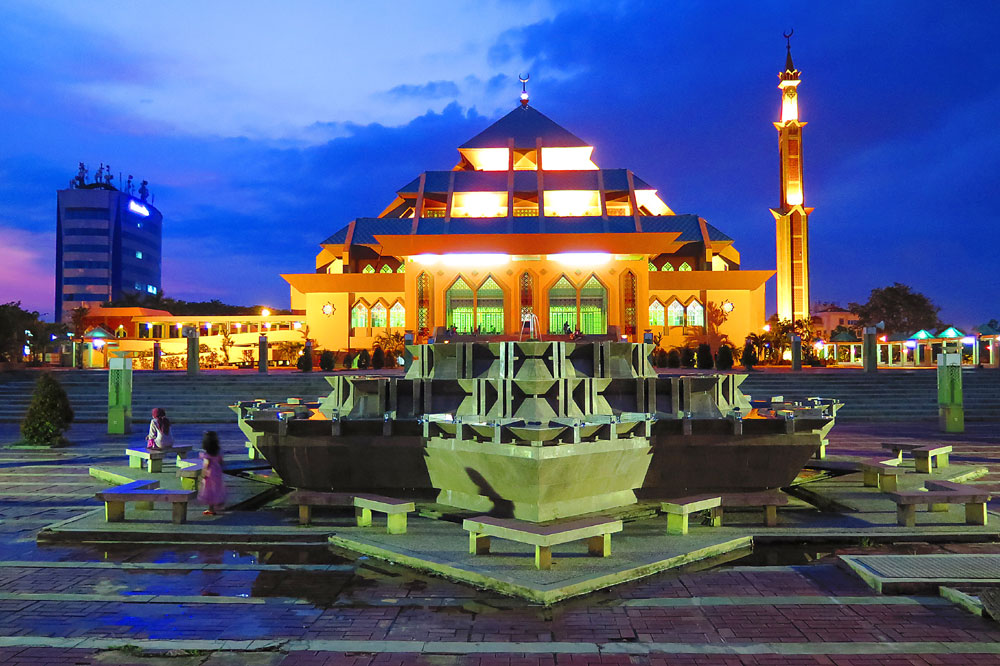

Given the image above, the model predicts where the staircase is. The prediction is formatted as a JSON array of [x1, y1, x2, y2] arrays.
[[0, 371, 336, 424], [741, 369, 1000, 422]]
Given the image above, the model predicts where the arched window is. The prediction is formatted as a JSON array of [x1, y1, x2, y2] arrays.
[[380, 265, 392, 274], [476, 277, 504, 334], [371, 302, 387, 328], [623, 271, 637, 335], [679, 262, 692, 271], [667, 300, 685, 327], [662, 262, 674, 271], [648, 262, 657, 272], [416, 272, 430, 335], [351, 302, 368, 328], [649, 300, 665, 327], [548, 276, 577, 334], [519, 272, 534, 317], [362, 264, 375, 274], [579, 275, 608, 335], [397, 263, 405, 273], [445, 278, 474, 333], [390, 302, 405, 328], [686, 300, 704, 327]]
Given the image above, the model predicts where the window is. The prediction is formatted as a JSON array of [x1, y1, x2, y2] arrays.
[[548, 276, 577, 333], [686, 300, 704, 327], [417, 272, 430, 334], [662, 263, 674, 271], [362, 264, 375, 274], [649, 300, 665, 327], [579, 276, 607, 335], [476, 277, 504, 334], [667, 301, 685, 327], [146, 285, 157, 295], [351, 303, 368, 328], [519, 272, 534, 317], [390, 302, 405, 328], [679, 262, 692, 271], [623, 271, 637, 335], [648, 262, 657, 271], [446, 278, 474, 333], [371, 302, 387, 328], [380, 265, 392, 274], [397, 264, 406, 273], [135, 251, 143, 259]]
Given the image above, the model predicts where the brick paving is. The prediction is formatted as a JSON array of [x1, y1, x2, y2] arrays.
[[0, 422, 999, 664]]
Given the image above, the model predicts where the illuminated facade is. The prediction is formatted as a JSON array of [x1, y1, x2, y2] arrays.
[[285, 92, 774, 352], [771, 37, 812, 323], [56, 184, 163, 322]]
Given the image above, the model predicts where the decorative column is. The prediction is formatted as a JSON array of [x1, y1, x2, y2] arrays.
[[258, 335, 269, 374]]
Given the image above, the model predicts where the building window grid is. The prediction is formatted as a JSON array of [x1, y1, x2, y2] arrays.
[[351, 303, 368, 328], [417, 272, 430, 334], [649, 300, 665, 327], [389, 302, 405, 328], [476, 277, 504, 334], [686, 301, 705, 327], [623, 271, 637, 335], [667, 301, 685, 327], [548, 276, 577, 334], [371, 303, 387, 328], [445, 278, 474, 333], [579, 276, 607, 335]]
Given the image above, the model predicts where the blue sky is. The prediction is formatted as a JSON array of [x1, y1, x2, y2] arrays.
[[1, 1, 998, 327]]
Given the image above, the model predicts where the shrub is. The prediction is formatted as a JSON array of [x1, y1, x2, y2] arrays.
[[652, 348, 668, 367], [296, 351, 312, 372], [357, 348, 371, 369], [680, 347, 696, 368], [371, 347, 385, 370], [741, 341, 758, 370], [696, 343, 714, 369], [319, 350, 335, 371], [342, 353, 354, 369], [20, 373, 74, 446], [716, 344, 734, 371]]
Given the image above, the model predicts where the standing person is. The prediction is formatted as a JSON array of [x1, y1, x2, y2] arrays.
[[147, 408, 174, 450], [198, 431, 227, 516]]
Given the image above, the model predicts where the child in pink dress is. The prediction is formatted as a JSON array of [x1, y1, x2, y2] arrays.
[[198, 431, 227, 515]]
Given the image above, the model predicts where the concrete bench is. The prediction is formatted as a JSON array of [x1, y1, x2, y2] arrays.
[[880, 442, 926, 462], [176, 459, 205, 490], [888, 481, 991, 527], [722, 492, 789, 527], [95, 479, 195, 524], [354, 494, 416, 534], [660, 495, 723, 535], [289, 491, 414, 533], [913, 445, 952, 473], [463, 516, 623, 570], [860, 460, 903, 491], [126, 446, 192, 473]]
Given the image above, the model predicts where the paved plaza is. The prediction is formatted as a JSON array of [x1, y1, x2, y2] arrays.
[[1, 421, 999, 665]]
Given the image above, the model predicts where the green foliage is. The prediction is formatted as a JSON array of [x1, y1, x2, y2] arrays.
[[716, 344, 734, 370], [848, 282, 941, 335], [651, 348, 668, 367], [371, 346, 385, 369], [319, 350, 335, 371], [357, 348, 371, 369], [374, 331, 406, 368], [0, 301, 40, 362], [696, 343, 714, 369], [680, 347, 696, 368], [667, 349, 681, 368], [296, 350, 312, 372], [20, 373, 74, 446], [741, 340, 758, 370]]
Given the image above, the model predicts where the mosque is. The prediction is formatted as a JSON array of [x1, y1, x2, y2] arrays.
[[283, 45, 810, 354]]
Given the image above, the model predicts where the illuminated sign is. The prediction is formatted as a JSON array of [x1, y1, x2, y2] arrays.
[[128, 200, 150, 217]]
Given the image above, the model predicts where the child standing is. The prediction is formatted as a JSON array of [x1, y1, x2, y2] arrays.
[[198, 431, 227, 515], [147, 408, 174, 450]]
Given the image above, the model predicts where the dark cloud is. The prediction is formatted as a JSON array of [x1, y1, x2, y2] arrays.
[[385, 80, 461, 100]]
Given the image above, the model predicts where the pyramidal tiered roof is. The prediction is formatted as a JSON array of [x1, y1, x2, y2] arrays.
[[459, 105, 589, 149]]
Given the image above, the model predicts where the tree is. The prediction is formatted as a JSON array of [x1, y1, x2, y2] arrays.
[[696, 343, 714, 369], [716, 344, 734, 370], [0, 302, 41, 362], [296, 351, 312, 372], [371, 346, 385, 370], [374, 331, 406, 368], [667, 349, 681, 368], [357, 348, 371, 369], [740, 339, 757, 370], [20, 373, 74, 446], [849, 283, 941, 335], [680, 347, 696, 368], [319, 350, 336, 371], [685, 301, 731, 354]]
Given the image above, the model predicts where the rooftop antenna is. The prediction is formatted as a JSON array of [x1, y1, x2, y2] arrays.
[[519, 73, 530, 107]]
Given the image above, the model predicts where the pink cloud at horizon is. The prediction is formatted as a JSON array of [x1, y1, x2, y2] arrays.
[[0, 225, 55, 318]]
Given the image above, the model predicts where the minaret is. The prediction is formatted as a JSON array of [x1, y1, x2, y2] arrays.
[[771, 31, 812, 323]]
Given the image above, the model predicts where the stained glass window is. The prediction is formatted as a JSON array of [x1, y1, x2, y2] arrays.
[[679, 262, 692, 272], [662, 263, 674, 271], [649, 300, 665, 326], [397, 263, 405, 273], [390, 302, 405, 328], [371, 302, 387, 328], [351, 302, 368, 328], [446, 278, 474, 333], [579, 276, 607, 335], [476, 277, 504, 334], [623, 271, 637, 335], [380, 265, 392, 273], [548, 276, 577, 334], [417, 272, 430, 335], [648, 262, 657, 271], [519, 272, 534, 317], [686, 300, 704, 327], [667, 300, 685, 326], [362, 264, 375, 274]]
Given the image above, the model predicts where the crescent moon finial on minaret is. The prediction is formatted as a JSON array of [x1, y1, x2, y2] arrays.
[[518, 73, 530, 106]]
